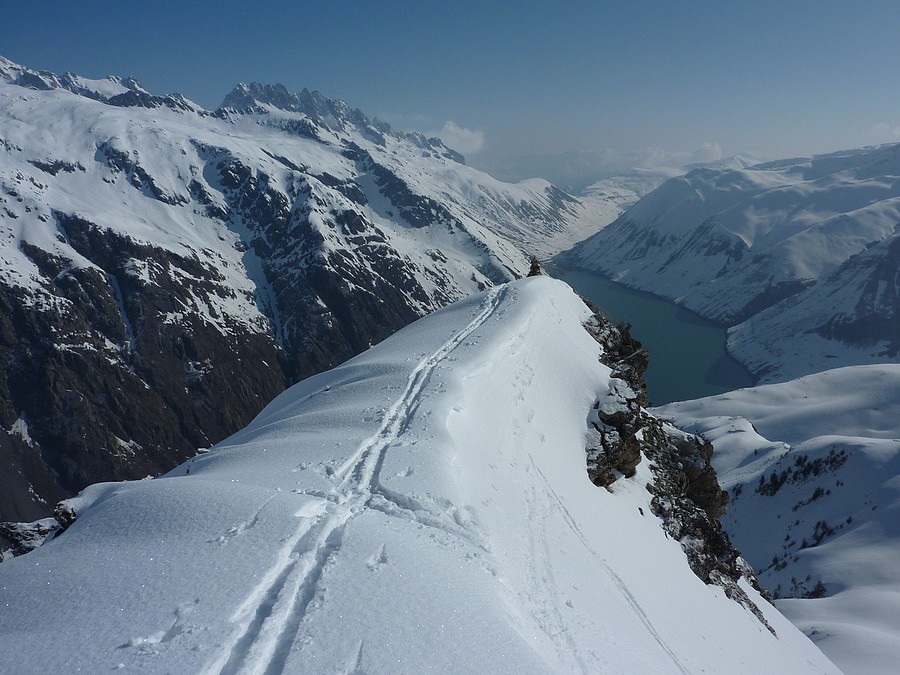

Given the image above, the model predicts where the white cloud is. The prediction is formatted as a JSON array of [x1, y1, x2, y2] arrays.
[[428, 121, 485, 155], [632, 142, 723, 169], [692, 141, 724, 163], [471, 141, 736, 190], [865, 123, 900, 144]]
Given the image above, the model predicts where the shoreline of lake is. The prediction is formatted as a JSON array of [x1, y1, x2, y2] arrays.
[[548, 264, 756, 405]]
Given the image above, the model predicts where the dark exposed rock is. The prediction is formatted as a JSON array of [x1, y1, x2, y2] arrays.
[[28, 159, 85, 176], [581, 299, 774, 633], [197, 145, 435, 382], [52, 498, 78, 531], [0, 518, 58, 561], [13, 71, 55, 91], [316, 172, 368, 206], [343, 143, 458, 229], [97, 142, 188, 205], [105, 90, 195, 112], [0, 213, 287, 522], [583, 304, 650, 407]]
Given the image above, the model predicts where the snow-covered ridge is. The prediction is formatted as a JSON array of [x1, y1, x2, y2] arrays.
[[0, 278, 838, 673], [562, 143, 900, 381], [0, 54, 151, 103]]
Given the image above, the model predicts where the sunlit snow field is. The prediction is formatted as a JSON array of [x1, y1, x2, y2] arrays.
[[0, 279, 837, 674]]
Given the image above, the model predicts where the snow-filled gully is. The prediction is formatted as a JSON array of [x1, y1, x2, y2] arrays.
[[208, 286, 506, 675]]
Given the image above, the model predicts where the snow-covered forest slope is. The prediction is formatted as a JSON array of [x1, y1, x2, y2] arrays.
[[0, 277, 838, 674], [657, 365, 900, 674], [0, 55, 612, 523], [562, 144, 900, 382]]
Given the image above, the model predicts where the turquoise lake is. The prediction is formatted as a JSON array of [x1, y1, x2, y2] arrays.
[[552, 267, 755, 405]]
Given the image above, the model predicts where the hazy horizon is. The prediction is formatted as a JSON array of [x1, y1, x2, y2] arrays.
[[4, 1, 898, 188]]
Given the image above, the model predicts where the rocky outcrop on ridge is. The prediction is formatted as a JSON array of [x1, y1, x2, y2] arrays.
[[581, 303, 773, 632]]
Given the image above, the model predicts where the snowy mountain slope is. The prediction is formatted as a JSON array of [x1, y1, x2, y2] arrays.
[[560, 144, 900, 380], [0, 277, 838, 674], [656, 365, 900, 674], [581, 167, 682, 211], [566, 167, 682, 244], [728, 228, 900, 381], [217, 80, 588, 263], [0, 55, 605, 523]]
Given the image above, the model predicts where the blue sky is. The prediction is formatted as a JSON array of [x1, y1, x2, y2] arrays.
[[4, 1, 899, 187]]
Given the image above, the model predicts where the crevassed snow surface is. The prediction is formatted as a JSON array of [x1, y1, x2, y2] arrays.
[[656, 365, 900, 675], [0, 278, 837, 674]]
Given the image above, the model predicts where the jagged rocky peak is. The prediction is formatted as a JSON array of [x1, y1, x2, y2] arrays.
[[219, 80, 465, 162], [220, 82, 367, 128]]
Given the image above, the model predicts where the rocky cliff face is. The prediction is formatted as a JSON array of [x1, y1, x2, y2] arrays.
[[0, 214, 287, 523], [0, 56, 593, 524], [580, 302, 772, 631]]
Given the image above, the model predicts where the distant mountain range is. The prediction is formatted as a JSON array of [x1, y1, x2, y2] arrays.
[[561, 144, 900, 382], [0, 55, 624, 522]]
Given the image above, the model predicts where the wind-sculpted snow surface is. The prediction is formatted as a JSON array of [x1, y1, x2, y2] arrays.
[[562, 144, 900, 381], [0, 278, 837, 674], [657, 365, 900, 674]]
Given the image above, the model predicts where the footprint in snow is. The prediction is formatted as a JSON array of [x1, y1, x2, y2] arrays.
[[366, 544, 388, 571], [120, 599, 200, 650]]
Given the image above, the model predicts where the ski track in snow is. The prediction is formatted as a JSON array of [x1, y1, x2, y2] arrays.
[[528, 457, 690, 675], [206, 286, 507, 675], [522, 477, 590, 673]]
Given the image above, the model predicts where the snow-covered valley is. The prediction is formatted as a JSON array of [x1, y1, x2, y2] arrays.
[[656, 366, 900, 674]]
